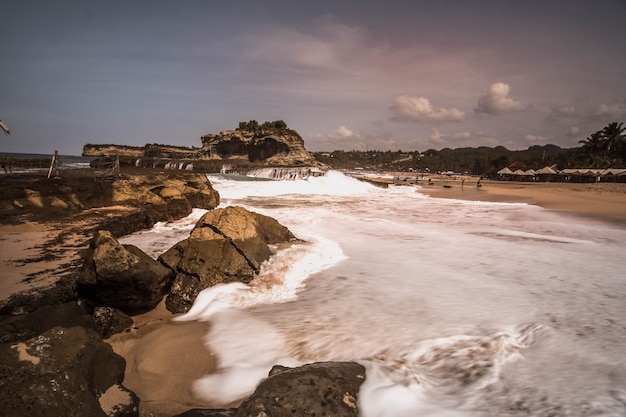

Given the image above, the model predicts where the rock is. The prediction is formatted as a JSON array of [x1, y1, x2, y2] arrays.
[[0, 171, 220, 226], [199, 206, 296, 270], [92, 307, 134, 339], [78, 230, 174, 315], [0, 325, 139, 417], [234, 361, 366, 417], [82, 121, 327, 171], [201, 126, 320, 166], [0, 301, 95, 344], [174, 409, 237, 417], [160, 206, 296, 313]]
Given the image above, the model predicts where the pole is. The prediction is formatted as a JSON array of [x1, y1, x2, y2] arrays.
[[48, 150, 59, 179]]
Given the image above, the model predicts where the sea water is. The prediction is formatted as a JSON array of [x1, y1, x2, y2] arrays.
[[120, 171, 626, 416]]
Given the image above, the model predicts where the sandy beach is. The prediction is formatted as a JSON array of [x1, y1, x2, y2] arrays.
[[3, 172, 626, 416], [417, 177, 626, 223]]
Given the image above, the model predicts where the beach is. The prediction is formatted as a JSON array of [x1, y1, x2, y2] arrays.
[[418, 178, 626, 223], [3, 170, 626, 416]]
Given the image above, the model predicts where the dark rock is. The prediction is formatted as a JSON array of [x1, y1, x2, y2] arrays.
[[78, 230, 174, 315], [0, 277, 78, 316], [234, 361, 366, 417], [174, 409, 237, 417], [92, 307, 134, 338], [160, 206, 296, 313], [0, 301, 95, 344], [198, 205, 296, 271], [0, 325, 139, 417]]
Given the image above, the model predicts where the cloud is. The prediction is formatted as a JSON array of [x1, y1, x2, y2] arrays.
[[336, 125, 358, 138], [567, 126, 580, 137], [475, 82, 530, 115], [389, 96, 464, 123], [591, 101, 626, 120]]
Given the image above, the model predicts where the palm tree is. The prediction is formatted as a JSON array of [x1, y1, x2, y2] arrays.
[[600, 122, 625, 154], [578, 131, 604, 153]]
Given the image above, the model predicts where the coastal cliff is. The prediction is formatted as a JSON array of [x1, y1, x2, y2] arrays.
[[83, 121, 324, 172]]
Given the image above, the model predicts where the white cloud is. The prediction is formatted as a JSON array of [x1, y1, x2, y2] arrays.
[[475, 82, 530, 115], [591, 102, 626, 120], [336, 125, 358, 138], [389, 96, 465, 123]]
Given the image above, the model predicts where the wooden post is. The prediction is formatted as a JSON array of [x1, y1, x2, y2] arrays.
[[47, 150, 59, 179]]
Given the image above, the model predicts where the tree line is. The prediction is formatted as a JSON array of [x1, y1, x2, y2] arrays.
[[313, 122, 626, 176]]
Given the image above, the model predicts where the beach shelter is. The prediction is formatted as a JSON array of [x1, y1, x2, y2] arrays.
[[535, 166, 557, 175], [535, 166, 557, 182], [497, 167, 513, 175]]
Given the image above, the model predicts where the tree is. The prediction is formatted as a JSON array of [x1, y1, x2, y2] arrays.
[[600, 122, 625, 154], [578, 131, 604, 153]]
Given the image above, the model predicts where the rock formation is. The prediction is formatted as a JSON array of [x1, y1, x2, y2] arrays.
[[78, 231, 174, 315], [0, 325, 139, 417], [160, 206, 297, 313], [234, 362, 366, 417], [82, 121, 325, 172]]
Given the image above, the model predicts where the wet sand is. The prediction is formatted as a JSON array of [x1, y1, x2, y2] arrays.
[[107, 301, 218, 416], [417, 179, 626, 223]]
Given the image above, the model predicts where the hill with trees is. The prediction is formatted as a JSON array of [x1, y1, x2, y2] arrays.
[[313, 122, 626, 176]]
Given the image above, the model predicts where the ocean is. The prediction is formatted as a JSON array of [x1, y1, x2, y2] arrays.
[[119, 170, 626, 416]]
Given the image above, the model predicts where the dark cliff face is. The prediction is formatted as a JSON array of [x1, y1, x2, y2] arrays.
[[201, 129, 318, 166], [249, 138, 291, 162]]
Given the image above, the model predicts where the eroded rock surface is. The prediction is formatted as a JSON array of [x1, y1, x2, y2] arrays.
[[235, 362, 366, 417], [160, 206, 296, 313], [0, 325, 138, 417], [78, 230, 174, 315]]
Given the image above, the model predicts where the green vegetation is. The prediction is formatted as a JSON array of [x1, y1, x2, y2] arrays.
[[313, 122, 626, 176], [237, 120, 288, 131]]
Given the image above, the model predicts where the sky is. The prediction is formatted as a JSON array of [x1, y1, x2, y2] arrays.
[[1, 0, 626, 155]]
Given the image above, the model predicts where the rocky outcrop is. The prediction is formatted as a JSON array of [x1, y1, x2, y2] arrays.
[[0, 172, 220, 227], [82, 144, 145, 158], [82, 122, 325, 171], [175, 362, 366, 417], [160, 206, 297, 313], [234, 362, 366, 417], [78, 231, 174, 315], [200, 127, 319, 167], [0, 325, 139, 417]]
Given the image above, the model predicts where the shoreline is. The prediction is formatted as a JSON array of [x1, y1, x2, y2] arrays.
[[427, 181, 626, 223], [3, 169, 626, 416], [392, 176, 626, 224]]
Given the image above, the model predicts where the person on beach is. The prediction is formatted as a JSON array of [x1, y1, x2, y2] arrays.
[[462, 179, 465, 188], [477, 179, 482, 188]]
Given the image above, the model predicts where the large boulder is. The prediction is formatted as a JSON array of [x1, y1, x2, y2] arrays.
[[160, 206, 296, 313], [0, 325, 139, 417], [234, 362, 366, 417], [78, 230, 174, 315]]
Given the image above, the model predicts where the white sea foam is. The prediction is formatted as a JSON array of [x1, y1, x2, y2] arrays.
[[119, 171, 626, 416]]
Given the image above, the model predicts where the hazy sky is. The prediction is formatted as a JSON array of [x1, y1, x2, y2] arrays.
[[1, 0, 626, 155]]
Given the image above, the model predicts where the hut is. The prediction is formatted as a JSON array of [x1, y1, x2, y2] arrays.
[[535, 166, 557, 182]]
